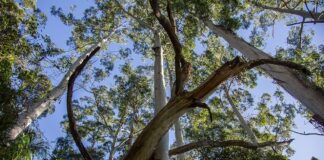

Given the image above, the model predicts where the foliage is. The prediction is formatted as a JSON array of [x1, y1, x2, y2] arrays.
[[0, 0, 322, 159]]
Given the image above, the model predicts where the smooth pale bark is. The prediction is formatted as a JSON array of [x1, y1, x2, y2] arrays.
[[256, 4, 324, 21], [224, 86, 258, 145], [174, 119, 185, 160], [167, 60, 186, 160], [169, 139, 293, 156], [153, 32, 169, 160], [6, 39, 108, 141], [203, 19, 324, 120], [113, 2, 170, 159], [124, 57, 308, 160]]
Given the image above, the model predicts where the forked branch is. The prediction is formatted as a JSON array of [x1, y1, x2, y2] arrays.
[[149, 0, 190, 95]]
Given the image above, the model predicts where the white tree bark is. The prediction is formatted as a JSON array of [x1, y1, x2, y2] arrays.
[[153, 32, 169, 160], [204, 19, 324, 120], [166, 58, 186, 160], [224, 86, 258, 145], [6, 39, 108, 141], [174, 119, 185, 160]]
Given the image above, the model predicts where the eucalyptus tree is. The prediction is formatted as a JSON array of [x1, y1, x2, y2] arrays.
[[189, 0, 324, 122], [0, 0, 62, 158], [4, 0, 122, 141], [2, 0, 323, 159]]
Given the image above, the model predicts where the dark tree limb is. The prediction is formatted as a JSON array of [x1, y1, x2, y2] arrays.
[[191, 57, 310, 99], [66, 46, 101, 160], [304, 1, 316, 20], [149, 0, 190, 95], [167, 0, 176, 33], [169, 139, 294, 156], [297, 17, 305, 49], [192, 99, 213, 122]]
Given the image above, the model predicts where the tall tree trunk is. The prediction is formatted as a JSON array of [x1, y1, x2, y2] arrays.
[[6, 38, 108, 141], [224, 86, 258, 145], [174, 119, 185, 160], [153, 32, 169, 160], [167, 60, 185, 160], [203, 20, 324, 120]]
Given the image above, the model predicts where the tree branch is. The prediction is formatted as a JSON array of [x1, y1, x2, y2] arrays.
[[297, 17, 305, 49], [290, 130, 324, 136], [254, 3, 324, 20], [149, 0, 190, 95], [66, 46, 101, 160], [192, 57, 310, 99], [192, 99, 213, 122], [113, 0, 155, 31], [169, 139, 294, 156], [224, 85, 258, 145], [287, 20, 324, 26]]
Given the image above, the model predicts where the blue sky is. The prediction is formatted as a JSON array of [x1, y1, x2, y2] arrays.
[[36, 0, 324, 159]]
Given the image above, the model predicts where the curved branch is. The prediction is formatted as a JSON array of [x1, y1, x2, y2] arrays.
[[192, 57, 310, 99], [66, 46, 101, 160], [169, 139, 294, 156]]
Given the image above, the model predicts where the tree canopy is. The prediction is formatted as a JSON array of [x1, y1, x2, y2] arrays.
[[0, 0, 323, 159]]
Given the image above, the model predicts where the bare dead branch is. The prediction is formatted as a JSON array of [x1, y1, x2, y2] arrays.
[[298, 17, 305, 49], [66, 46, 101, 160], [169, 139, 294, 156], [287, 20, 324, 26], [304, 1, 316, 19], [290, 130, 324, 136]]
